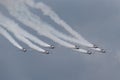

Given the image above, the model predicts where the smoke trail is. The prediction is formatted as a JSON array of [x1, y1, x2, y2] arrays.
[[42, 31, 75, 48], [0, 26, 23, 49], [0, 13, 46, 53], [1, 24, 46, 53], [20, 31, 51, 48], [4, 18, 51, 48], [2, 1, 77, 49], [14, 34, 46, 52], [0, 0, 92, 53], [24, 0, 94, 48], [91, 48, 101, 52], [32, 1, 94, 47], [75, 48, 88, 53], [0, 17, 50, 47], [46, 25, 90, 45]]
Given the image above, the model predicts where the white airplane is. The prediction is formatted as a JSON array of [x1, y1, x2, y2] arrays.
[[74, 45, 80, 49], [49, 45, 55, 49], [21, 48, 27, 52], [86, 50, 92, 55], [43, 50, 49, 54], [93, 44, 98, 48], [100, 49, 106, 53]]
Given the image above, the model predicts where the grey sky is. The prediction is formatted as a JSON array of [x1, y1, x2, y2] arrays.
[[0, 0, 120, 80]]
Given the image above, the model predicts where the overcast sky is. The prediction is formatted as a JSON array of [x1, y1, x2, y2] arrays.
[[0, 0, 120, 80]]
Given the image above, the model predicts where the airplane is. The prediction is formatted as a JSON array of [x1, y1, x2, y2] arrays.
[[86, 50, 92, 55], [100, 49, 106, 53], [93, 44, 98, 48], [49, 45, 55, 49], [74, 45, 79, 49], [21, 48, 27, 52], [43, 50, 49, 54]]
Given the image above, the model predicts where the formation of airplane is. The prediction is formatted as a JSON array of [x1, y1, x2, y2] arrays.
[[20, 44, 106, 55]]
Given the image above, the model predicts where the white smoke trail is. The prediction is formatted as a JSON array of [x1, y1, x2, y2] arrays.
[[3, 18, 51, 48], [14, 34, 46, 52], [0, 26, 23, 49], [18, 2, 81, 46], [0, 13, 46, 53], [91, 48, 101, 52], [46, 26, 89, 45], [24, 0, 95, 48], [2, 1, 76, 49], [31, 1, 94, 47], [20, 31, 51, 48], [75, 48, 88, 53], [2, 20, 51, 48], [0, 0, 92, 53], [42, 31, 75, 48]]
